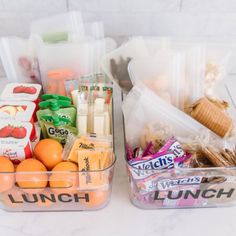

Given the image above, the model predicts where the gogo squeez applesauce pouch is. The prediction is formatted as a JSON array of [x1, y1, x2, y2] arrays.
[[36, 98, 77, 138], [40, 114, 77, 145]]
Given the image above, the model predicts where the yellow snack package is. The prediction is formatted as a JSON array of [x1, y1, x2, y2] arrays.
[[78, 148, 113, 189], [62, 135, 114, 189], [64, 135, 112, 163]]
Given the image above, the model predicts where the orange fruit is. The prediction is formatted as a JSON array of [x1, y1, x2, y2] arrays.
[[16, 159, 48, 193], [0, 156, 15, 193], [82, 190, 109, 208], [34, 139, 63, 170], [49, 161, 78, 194]]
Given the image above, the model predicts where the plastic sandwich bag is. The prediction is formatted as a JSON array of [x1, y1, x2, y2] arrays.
[[183, 44, 206, 109], [101, 37, 171, 92], [172, 38, 232, 94], [141, 37, 171, 56], [0, 36, 41, 84], [128, 50, 186, 110], [92, 38, 117, 74], [31, 21, 105, 46], [36, 37, 116, 95], [205, 43, 232, 98], [172, 41, 231, 107], [37, 41, 93, 95], [68, 21, 105, 43], [30, 11, 85, 44], [122, 82, 214, 148], [101, 37, 149, 92], [84, 21, 104, 40]]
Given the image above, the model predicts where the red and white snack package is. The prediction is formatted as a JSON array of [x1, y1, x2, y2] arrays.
[[0, 101, 36, 141], [0, 83, 41, 101], [0, 120, 33, 164], [0, 83, 42, 121]]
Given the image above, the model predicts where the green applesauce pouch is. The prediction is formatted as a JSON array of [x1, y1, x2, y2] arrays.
[[41, 94, 71, 102], [41, 114, 77, 145], [36, 99, 77, 138]]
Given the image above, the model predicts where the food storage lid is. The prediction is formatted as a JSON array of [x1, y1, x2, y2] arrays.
[[41, 94, 71, 102], [0, 101, 36, 121], [0, 83, 41, 101], [39, 99, 71, 111]]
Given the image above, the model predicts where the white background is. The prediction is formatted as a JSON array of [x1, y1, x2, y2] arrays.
[[0, 0, 236, 39], [0, 0, 236, 74]]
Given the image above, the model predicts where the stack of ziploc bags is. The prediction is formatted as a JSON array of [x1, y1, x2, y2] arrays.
[[0, 11, 117, 210], [102, 37, 236, 208]]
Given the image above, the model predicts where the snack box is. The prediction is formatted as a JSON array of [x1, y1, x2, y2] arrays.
[[0, 83, 42, 121], [0, 120, 33, 164], [0, 87, 116, 212], [0, 101, 36, 141]]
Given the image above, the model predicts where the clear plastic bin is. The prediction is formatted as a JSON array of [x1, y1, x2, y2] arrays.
[[126, 162, 236, 209], [123, 80, 236, 209], [0, 155, 115, 212]]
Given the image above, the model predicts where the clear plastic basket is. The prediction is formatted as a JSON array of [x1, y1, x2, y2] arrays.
[[0, 155, 115, 212], [126, 161, 236, 209]]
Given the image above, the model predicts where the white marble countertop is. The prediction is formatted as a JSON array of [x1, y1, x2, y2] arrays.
[[1, 170, 236, 236], [0, 82, 236, 236]]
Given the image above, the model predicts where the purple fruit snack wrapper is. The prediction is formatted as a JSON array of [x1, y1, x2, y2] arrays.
[[175, 153, 192, 168], [159, 137, 185, 158], [128, 151, 176, 180], [135, 172, 203, 195], [142, 141, 154, 157], [126, 143, 134, 161]]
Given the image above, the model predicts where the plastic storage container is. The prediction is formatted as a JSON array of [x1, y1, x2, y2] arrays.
[[123, 80, 236, 209], [123, 85, 236, 209], [0, 154, 115, 211], [126, 163, 236, 209], [0, 77, 116, 212]]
